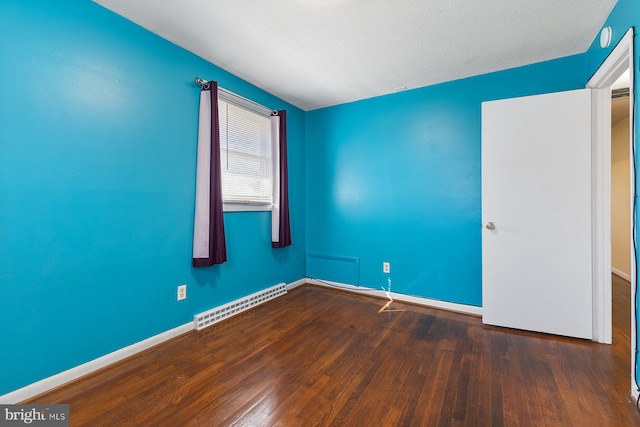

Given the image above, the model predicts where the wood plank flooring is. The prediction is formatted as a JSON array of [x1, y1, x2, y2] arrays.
[[27, 278, 640, 426]]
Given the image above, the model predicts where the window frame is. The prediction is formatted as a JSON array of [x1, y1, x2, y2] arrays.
[[217, 89, 275, 213]]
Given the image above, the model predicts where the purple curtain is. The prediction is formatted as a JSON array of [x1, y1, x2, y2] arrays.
[[272, 110, 291, 248], [193, 82, 227, 266]]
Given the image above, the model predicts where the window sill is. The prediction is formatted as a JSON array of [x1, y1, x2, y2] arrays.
[[223, 202, 273, 212]]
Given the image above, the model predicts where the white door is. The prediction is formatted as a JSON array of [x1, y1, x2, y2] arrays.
[[482, 89, 593, 339]]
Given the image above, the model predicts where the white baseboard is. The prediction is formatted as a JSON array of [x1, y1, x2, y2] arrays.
[[612, 267, 631, 282], [0, 321, 194, 404], [286, 278, 307, 291], [305, 278, 482, 316]]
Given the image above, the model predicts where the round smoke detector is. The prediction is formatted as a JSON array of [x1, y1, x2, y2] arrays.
[[600, 26, 612, 49]]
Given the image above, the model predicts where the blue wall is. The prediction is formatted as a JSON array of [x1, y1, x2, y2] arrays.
[[306, 56, 588, 306], [583, 0, 640, 388], [3, 0, 637, 399], [0, 0, 305, 395]]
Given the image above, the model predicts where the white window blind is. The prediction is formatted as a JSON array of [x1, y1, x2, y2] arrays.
[[218, 95, 272, 205]]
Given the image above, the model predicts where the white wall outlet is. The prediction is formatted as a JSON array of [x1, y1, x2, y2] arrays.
[[383, 262, 390, 273], [177, 284, 187, 301]]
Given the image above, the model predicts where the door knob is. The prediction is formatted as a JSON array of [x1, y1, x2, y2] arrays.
[[485, 222, 496, 230]]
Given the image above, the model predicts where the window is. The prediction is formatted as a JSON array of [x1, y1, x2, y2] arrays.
[[218, 90, 273, 211]]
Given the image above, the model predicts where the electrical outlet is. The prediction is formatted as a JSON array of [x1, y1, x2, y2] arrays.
[[383, 262, 390, 273], [177, 284, 187, 301]]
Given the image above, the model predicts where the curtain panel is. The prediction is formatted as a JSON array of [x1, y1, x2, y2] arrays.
[[271, 110, 292, 248], [193, 82, 227, 266]]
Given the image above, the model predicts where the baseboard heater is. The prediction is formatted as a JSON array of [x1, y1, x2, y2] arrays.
[[194, 283, 287, 331]]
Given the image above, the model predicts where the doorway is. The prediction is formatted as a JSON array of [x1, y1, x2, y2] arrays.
[[610, 68, 633, 401], [587, 27, 636, 397], [611, 74, 631, 285]]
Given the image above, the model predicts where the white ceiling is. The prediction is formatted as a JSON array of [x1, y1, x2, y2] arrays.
[[94, 0, 617, 111]]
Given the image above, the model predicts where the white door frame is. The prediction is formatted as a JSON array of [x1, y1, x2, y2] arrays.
[[586, 27, 635, 394]]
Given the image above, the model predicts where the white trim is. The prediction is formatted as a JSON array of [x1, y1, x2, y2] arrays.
[[305, 278, 482, 316], [612, 267, 631, 282], [586, 26, 636, 395], [590, 87, 613, 344], [218, 87, 273, 117], [286, 278, 307, 291], [306, 253, 361, 286], [587, 29, 635, 90], [0, 322, 194, 404], [223, 202, 272, 212]]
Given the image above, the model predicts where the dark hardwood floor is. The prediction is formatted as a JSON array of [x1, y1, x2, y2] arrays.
[[27, 278, 640, 426]]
